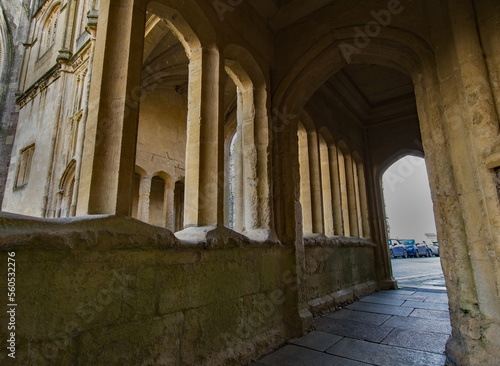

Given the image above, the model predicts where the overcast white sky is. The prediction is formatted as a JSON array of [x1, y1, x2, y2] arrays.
[[382, 156, 437, 243]]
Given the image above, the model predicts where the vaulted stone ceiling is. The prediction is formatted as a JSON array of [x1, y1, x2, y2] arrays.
[[309, 64, 418, 129], [142, 14, 189, 93], [141, 13, 237, 119], [249, 0, 347, 31]]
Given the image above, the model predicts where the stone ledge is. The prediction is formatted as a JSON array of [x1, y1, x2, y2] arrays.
[[176, 226, 281, 248], [0, 212, 282, 251], [303, 233, 376, 248]]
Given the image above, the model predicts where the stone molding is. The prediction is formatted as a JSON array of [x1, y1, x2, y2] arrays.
[[15, 42, 91, 108]]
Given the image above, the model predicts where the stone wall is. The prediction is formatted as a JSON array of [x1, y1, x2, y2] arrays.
[[0, 1, 31, 206], [136, 87, 187, 181], [303, 235, 377, 316], [0, 212, 303, 365], [2, 75, 65, 217]]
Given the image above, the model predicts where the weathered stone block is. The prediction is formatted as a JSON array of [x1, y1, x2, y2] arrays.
[[78, 313, 183, 365]]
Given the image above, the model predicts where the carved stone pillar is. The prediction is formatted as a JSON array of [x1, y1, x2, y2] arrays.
[[77, 0, 146, 216]]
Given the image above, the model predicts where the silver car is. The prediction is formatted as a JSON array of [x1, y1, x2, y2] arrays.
[[427, 241, 440, 257]]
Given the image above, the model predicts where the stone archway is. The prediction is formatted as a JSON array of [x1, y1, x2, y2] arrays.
[[272, 22, 500, 364]]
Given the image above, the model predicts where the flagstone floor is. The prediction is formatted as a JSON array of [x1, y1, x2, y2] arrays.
[[250, 278, 449, 366]]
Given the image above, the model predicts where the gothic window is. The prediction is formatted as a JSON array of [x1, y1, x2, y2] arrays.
[[39, 6, 60, 56], [15, 144, 35, 189], [78, 0, 91, 35]]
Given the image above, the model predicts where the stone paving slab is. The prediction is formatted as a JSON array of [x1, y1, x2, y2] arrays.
[[424, 293, 449, 304], [359, 294, 405, 306], [370, 291, 428, 302], [401, 285, 447, 292], [314, 316, 394, 342], [409, 308, 451, 320], [384, 315, 451, 334], [326, 309, 392, 325], [402, 300, 449, 311], [251, 289, 451, 366], [379, 289, 416, 296], [346, 301, 414, 317], [257, 345, 371, 366], [326, 338, 447, 366], [382, 327, 449, 354], [289, 331, 343, 351]]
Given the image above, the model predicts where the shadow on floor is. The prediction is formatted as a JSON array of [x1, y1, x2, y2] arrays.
[[250, 279, 450, 366]]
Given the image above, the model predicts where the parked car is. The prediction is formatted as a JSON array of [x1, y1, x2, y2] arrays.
[[399, 239, 430, 257], [389, 239, 407, 258], [415, 241, 432, 257], [428, 241, 440, 256], [398, 239, 416, 257]]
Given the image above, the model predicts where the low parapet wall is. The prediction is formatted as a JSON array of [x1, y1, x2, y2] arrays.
[[0, 213, 299, 365], [303, 235, 377, 316], [0, 213, 379, 365]]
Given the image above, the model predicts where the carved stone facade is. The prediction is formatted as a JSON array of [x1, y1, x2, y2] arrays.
[[0, 1, 500, 365], [0, 0, 31, 206]]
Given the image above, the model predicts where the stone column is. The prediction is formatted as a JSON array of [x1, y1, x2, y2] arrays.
[[357, 163, 371, 238], [352, 161, 363, 238], [363, 131, 396, 289], [307, 130, 324, 234], [183, 47, 224, 228], [254, 87, 271, 230], [234, 124, 244, 232], [338, 148, 351, 236], [430, 1, 500, 364], [137, 175, 151, 223], [344, 153, 359, 237], [319, 137, 334, 237], [297, 124, 313, 234], [71, 22, 97, 217], [329, 145, 343, 235], [165, 183, 174, 231], [240, 87, 259, 232], [76, 0, 146, 216]]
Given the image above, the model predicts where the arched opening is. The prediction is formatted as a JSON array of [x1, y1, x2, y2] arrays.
[[382, 155, 441, 279], [271, 29, 451, 329], [224, 44, 271, 236], [223, 58, 262, 235], [58, 161, 76, 218], [223, 73, 239, 231], [134, 9, 194, 230], [149, 176, 165, 227]]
